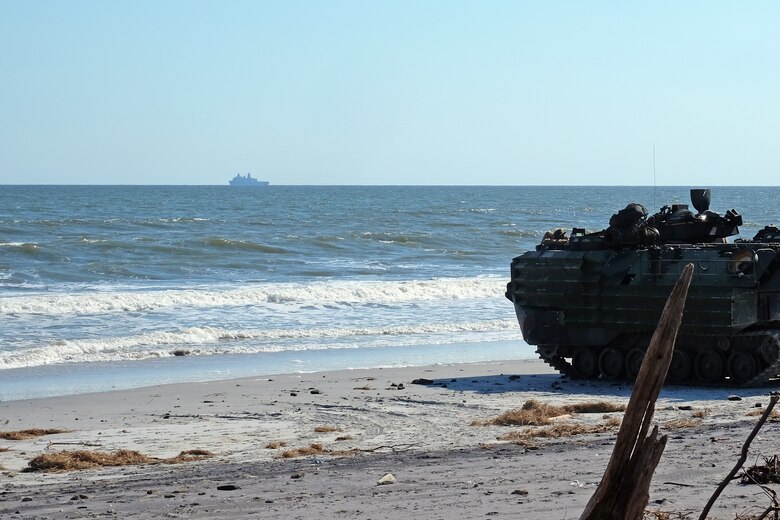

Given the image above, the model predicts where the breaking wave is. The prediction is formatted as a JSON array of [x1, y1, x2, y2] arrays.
[[0, 320, 518, 369], [0, 276, 506, 316]]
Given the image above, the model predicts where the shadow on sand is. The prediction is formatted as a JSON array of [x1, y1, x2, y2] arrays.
[[416, 372, 776, 403]]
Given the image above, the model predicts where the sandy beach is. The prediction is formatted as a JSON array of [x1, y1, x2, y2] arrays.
[[2, 358, 779, 519]]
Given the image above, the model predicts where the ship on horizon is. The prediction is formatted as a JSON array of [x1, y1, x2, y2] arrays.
[[229, 173, 269, 186]]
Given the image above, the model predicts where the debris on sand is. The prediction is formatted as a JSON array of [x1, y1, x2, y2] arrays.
[[25, 449, 213, 472], [742, 455, 780, 484], [280, 444, 327, 458], [497, 418, 621, 446], [746, 408, 780, 421], [164, 450, 213, 464], [474, 399, 625, 427], [279, 443, 357, 459], [663, 418, 703, 430], [377, 473, 396, 485], [314, 425, 341, 433], [0, 428, 72, 440]]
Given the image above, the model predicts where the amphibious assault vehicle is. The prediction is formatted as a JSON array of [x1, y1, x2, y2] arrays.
[[505, 189, 780, 387]]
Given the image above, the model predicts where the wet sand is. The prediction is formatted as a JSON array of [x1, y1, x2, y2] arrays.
[[1, 358, 778, 519]]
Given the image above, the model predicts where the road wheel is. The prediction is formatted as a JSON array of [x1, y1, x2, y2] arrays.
[[667, 350, 692, 383], [694, 350, 724, 384], [625, 348, 645, 381], [572, 348, 598, 379], [727, 350, 758, 384], [598, 347, 624, 380], [760, 336, 780, 365]]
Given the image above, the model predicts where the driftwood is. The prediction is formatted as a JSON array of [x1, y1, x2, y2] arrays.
[[743, 454, 780, 485], [580, 263, 694, 520], [699, 392, 780, 520]]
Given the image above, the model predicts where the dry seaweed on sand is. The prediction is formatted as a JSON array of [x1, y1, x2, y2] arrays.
[[498, 417, 621, 446], [27, 449, 151, 472], [663, 418, 703, 429], [164, 450, 213, 464], [0, 428, 72, 440], [314, 425, 341, 433], [474, 399, 625, 427], [265, 440, 288, 449], [279, 443, 357, 459], [25, 449, 213, 472], [746, 408, 780, 421], [564, 401, 626, 414], [280, 443, 327, 458]]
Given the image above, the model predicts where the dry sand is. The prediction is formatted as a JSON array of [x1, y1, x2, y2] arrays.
[[1, 358, 779, 519]]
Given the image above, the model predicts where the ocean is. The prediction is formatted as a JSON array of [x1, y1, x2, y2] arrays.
[[1, 185, 776, 400]]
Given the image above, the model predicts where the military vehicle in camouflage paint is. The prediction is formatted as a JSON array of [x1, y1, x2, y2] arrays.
[[506, 189, 780, 387]]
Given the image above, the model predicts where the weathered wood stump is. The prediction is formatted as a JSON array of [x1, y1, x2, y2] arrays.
[[580, 263, 694, 520]]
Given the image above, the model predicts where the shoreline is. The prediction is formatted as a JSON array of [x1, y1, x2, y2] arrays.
[[2, 358, 779, 518], [0, 339, 534, 401]]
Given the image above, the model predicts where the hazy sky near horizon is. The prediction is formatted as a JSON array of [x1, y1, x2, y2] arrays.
[[1, 1, 778, 186]]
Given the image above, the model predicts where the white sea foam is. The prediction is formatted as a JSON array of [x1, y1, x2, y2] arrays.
[[0, 276, 506, 316], [0, 242, 38, 248], [0, 319, 518, 369]]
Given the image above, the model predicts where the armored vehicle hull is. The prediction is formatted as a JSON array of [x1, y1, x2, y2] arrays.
[[506, 190, 780, 386]]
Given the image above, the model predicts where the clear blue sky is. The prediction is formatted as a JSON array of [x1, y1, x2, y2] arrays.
[[1, 1, 778, 185]]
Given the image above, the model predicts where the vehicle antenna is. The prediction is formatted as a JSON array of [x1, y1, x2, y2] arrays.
[[653, 144, 656, 209]]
